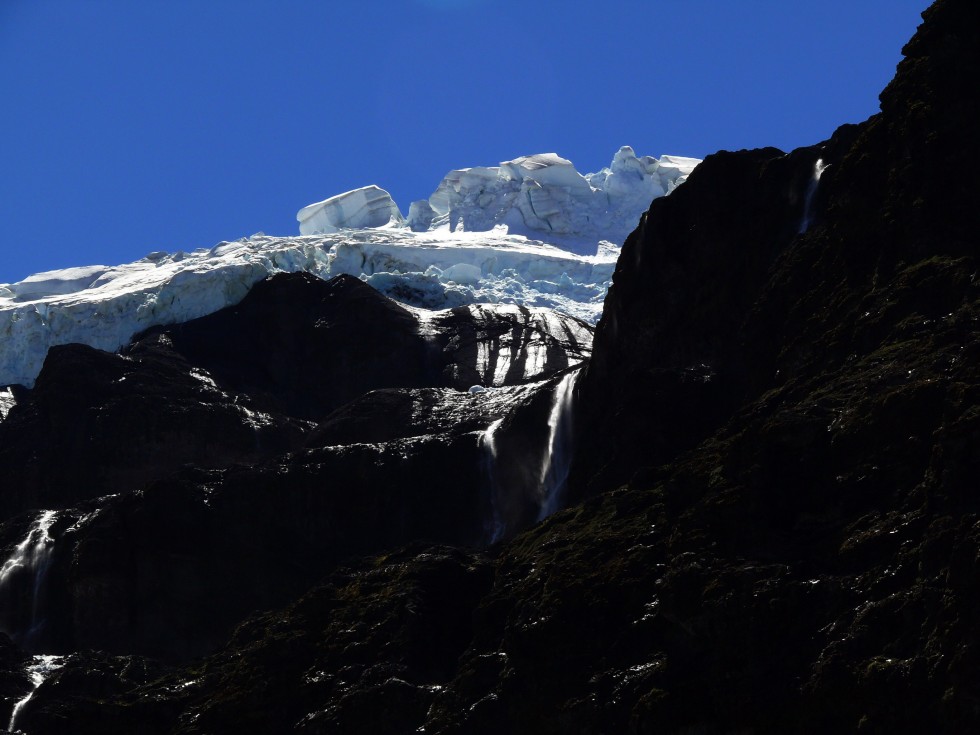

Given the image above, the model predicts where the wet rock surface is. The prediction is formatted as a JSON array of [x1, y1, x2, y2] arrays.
[[2, 0, 979, 732]]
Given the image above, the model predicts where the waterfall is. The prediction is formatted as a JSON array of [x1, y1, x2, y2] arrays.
[[536, 368, 580, 521], [0, 387, 16, 420], [480, 418, 505, 543], [0, 510, 57, 650], [478, 367, 580, 543], [8, 654, 65, 733], [798, 158, 827, 233]]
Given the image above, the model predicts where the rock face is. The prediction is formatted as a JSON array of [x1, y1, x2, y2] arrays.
[[0, 272, 590, 663], [0, 272, 589, 520], [575, 0, 979, 497], [3, 0, 980, 732]]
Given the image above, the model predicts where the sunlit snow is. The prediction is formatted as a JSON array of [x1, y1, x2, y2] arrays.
[[0, 147, 699, 388], [301, 146, 699, 255], [297, 185, 405, 235]]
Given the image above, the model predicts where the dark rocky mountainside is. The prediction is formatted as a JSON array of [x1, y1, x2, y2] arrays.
[[0, 272, 589, 521], [0, 271, 587, 670], [1, 0, 978, 732]]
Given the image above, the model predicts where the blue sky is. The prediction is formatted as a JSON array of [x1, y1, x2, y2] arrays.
[[1, 0, 927, 284]]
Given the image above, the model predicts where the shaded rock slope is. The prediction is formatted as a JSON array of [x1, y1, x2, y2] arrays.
[[2, 0, 979, 732], [0, 273, 589, 670], [0, 272, 589, 520]]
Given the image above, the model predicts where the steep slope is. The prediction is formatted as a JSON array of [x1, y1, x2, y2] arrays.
[[0, 146, 695, 390], [0, 272, 589, 665], [3, 1, 979, 732], [576, 0, 979, 494], [0, 272, 589, 520], [430, 0, 980, 730]]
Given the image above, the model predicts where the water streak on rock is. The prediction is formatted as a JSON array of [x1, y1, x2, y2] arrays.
[[0, 387, 15, 420], [480, 418, 505, 543], [536, 368, 580, 520], [0, 510, 56, 650], [8, 654, 65, 733], [798, 158, 827, 233]]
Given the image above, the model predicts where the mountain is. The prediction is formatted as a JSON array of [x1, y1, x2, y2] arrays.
[[0, 147, 694, 390], [1, 0, 978, 732]]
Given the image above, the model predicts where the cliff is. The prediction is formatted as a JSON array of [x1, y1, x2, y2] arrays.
[[1, 0, 978, 732]]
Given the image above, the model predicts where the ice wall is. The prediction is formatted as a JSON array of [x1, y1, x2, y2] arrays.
[[299, 146, 700, 254], [0, 230, 613, 388], [2, 146, 699, 389], [297, 185, 404, 235]]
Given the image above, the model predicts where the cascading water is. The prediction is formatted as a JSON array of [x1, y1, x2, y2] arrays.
[[478, 367, 581, 543], [0, 510, 57, 650], [480, 418, 506, 543], [536, 368, 580, 521], [7, 654, 65, 733], [798, 158, 827, 233], [0, 387, 16, 420]]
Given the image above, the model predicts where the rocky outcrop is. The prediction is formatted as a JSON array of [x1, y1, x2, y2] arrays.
[[9, 546, 491, 735], [0, 272, 589, 520], [3, 1, 979, 732], [0, 273, 589, 661], [575, 0, 979, 497]]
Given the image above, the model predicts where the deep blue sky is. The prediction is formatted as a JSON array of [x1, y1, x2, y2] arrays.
[[2, 0, 928, 284]]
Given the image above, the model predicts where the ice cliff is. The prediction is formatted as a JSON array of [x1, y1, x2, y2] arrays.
[[298, 146, 699, 254], [0, 147, 699, 388]]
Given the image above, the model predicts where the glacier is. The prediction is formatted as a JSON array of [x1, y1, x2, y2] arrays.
[[299, 146, 700, 255], [297, 185, 405, 235], [0, 146, 699, 389]]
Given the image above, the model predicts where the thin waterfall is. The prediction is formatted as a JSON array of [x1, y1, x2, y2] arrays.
[[480, 418, 506, 544], [478, 367, 581, 543], [536, 368, 580, 520], [8, 654, 65, 733], [0, 387, 16, 420], [798, 158, 827, 233], [0, 510, 57, 650]]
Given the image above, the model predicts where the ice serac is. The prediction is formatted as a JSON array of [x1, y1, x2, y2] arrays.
[[0, 232, 610, 388], [297, 185, 405, 235], [0, 146, 698, 388], [5, 265, 113, 301], [421, 146, 700, 254], [0, 238, 331, 388]]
